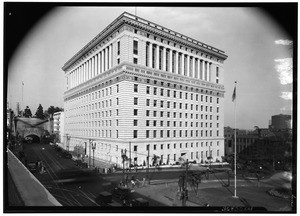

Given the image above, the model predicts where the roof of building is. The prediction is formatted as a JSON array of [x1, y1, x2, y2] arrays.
[[63, 12, 227, 71]]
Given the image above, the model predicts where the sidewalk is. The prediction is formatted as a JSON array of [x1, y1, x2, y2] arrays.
[[133, 175, 292, 211]]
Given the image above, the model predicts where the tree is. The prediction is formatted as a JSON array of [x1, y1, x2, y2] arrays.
[[152, 154, 160, 166], [44, 106, 64, 118], [23, 106, 32, 118], [35, 104, 45, 119], [47, 106, 63, 115]]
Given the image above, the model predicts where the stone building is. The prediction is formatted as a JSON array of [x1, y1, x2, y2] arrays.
[[62, 12, 228, 168]]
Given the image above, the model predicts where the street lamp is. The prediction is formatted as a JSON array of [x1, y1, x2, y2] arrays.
[[66, 134, 70, 152], [91, 141, 96, 167]]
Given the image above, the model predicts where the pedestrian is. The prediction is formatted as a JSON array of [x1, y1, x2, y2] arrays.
[[131, 175, 136, 188], [256, 172, 260, 187], [142, 178, 146, 187], [125, 174, 129, 186], [178, 175, 184, 192]]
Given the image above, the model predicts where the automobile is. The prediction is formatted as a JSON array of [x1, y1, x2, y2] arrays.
[[24, 137, 33, 143], [130, 197, 149, 207], [27, 161, 37, 173], [111, 185, 130, 200], [62, 151, 72, 159], [95, 191, 113, 206]]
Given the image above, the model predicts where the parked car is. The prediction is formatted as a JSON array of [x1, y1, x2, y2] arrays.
[[111, 185, 130, 200], [95, 191, 112, 206], [27, 161, 37, 173], [130, 197, 149, 207], [62, 151, 72, 159]]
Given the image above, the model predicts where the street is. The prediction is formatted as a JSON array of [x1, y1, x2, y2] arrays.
[[22, 142, 178, 206]]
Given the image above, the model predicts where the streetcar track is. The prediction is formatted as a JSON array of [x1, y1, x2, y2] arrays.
[[33, 147, 74, 206], [31, 144, 98, 206]]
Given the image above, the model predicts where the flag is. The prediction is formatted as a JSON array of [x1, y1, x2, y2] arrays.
[[232, 86, 236, 102]]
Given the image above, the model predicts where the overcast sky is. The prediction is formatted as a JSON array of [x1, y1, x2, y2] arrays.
[[7, 6, 294, 129]]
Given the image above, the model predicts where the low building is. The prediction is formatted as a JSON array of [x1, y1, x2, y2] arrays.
[[269, 114, 292, 131]]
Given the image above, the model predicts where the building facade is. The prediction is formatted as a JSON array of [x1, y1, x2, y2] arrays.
[[62, 12, 227, 167], [269, 114, 292, 131], [53, 112, 65, 143]]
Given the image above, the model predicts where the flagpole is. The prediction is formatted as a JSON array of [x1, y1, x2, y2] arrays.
[[22, 81, 24, 111], [233, 81, 238, 198]]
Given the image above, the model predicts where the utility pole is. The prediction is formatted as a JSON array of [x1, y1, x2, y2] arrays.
[[182, 159, 189, 206], [129, 141, 131, 172], [147, 144, 150, 184]]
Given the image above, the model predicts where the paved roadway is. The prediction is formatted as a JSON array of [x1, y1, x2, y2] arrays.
[[22, 142, 189, 207]]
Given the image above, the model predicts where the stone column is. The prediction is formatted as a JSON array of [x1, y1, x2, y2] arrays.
[[149, 42, 153, 68], [105, 47, 109, 71], [156, 45, 160, 69], [94, 55, 98, 76], [89, 59, 92, 80], [109, 44, 112, 69], [191, 57, 195, 78], [207, 61, 210, 82], [91, 57, 95, 78], [98, 52, 101, 75], [169, 49, 173, 73], [175, 51, 178, 74], [101, 50, 105, 73], [181, 53, 185, 76], [110, 44, 113, 68], [197, 59, 200, 79], [83, 63, 85, 82], [186, 55, 190, 77], [162, 46, 166, 71], [202, 60, 205, 81]]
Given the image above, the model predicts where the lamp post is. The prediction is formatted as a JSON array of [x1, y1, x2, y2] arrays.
[[92, 141, 96, 167], [66, 134, 70, 152]]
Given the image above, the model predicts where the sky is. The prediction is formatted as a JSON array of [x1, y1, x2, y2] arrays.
[[6, 5, 294, 130]]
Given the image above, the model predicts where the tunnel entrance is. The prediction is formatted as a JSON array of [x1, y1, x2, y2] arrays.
[[24, 134, 40, 143]]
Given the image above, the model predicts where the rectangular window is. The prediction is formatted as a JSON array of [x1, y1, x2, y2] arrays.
[[146, 110, 150, 116], [160, 111, 163, 117], [153, 130, 157, 138], [146, 86, 150, 94], [153, 111, 157, 117], [133, 40, 138, 55], [134, 145, 138, 151], [160, 130, 163, 138], [146, 120, 150, 126], [160, 120, 163, 126], [134, 84, 138, 92], [153, 120, 157, 127], [146, 130, 150, 138], [133, 119, 138, 126], [133, 130, 138, 138], [133, 109, 138, 116], [160, 100, 164, 108], [153, 87, 157, 95], [160, 88, 164, 96], [134, 97, 138, 105], [133, 57, 138, 64], [146, 99, 150, 106], [117, 41, 120, 55]]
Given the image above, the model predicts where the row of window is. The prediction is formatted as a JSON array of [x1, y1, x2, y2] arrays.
[[143, 98, 219, 112], [65, 128, 221, 139]]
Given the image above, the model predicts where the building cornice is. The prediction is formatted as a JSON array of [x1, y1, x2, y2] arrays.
[[64, 62, 225, 102]]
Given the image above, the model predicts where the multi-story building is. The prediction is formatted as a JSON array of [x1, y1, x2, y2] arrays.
[[62, 12, 227, 168], [224, 126, 247, 156], [53, 111, 65, 143], [269, 114, 292, 131]]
